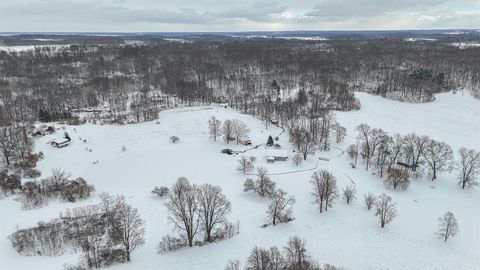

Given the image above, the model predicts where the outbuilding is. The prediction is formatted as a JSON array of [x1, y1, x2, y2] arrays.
[[267, 149, 288, 161], [239, 139, 252, 146], [50, 140, 71, 148]]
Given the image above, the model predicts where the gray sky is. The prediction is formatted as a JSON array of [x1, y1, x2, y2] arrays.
[[1, 0, 479, 32]]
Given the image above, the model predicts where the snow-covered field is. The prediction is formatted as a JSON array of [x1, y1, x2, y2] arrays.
[[404, 38, 437, 42], [449, 42, 480, 49], [0, 44, 70, 52], [274, 36, 328, 41], [1, 92, 479, 269]]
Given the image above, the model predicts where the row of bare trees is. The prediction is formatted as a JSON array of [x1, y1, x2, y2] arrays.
[[0, 168, 94, 209], [9, 193, 145, 268], [349, 123, 480, 189], [243, 167, 296, 226], [0, 124, 34, 167], [288, 112, 347, 161], [208, 116, 250, 145], [225, 236, 342, 270], [4, 36, 479, 123], [309, 169, 398, 228], [161, 177, 235, 251]]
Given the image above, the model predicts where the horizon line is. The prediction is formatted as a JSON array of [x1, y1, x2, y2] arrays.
[[1, 28, 479, 34]]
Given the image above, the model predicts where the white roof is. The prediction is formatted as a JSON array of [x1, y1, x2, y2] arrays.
[[267, 149, 288, 158]]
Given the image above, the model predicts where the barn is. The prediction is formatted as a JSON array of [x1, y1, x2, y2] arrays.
[[50, 140, 71, 148], [267, 149, 288, 162]]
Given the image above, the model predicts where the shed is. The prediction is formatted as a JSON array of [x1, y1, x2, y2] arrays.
[[239, 139, 252, 146], [50, 140, 71, 148], [267, 149, 288, 161]]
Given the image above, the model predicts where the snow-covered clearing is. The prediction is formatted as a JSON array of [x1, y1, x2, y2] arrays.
[[1, 92, 479, 269], [449, 42, 480, 49], [404, 38, 437, 42], [274, 36, 328, 41], [0, 44, 70, 52]]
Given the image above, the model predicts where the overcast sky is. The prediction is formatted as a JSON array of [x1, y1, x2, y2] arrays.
[[1, 0, 479, 32]]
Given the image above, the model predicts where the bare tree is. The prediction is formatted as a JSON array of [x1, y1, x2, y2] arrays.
[[436, 212, 459, 242], [386, 134, 405, 172], [151, 186, 170, 198], [342, 184, 357, 204], [100, 193, 145, 262], [268, 246, 286, 270], [222, 119, 234, 144], [456, 147, 480, 189], [332, 121, 347, 143], [310, 170, 338, 213], [167, 177, 200, 247], [408, 134, 430, 172], [208, 116, 222, 141], [245, 246, 271, 270], [0, 126, 18, 166], [355, 123, 371, 170], [224, 259, 241, 270], [243, 178, 255, 192], [375, 193, 397, 228], [366, 128, 388, 171], [292, 153, 303, 166], [284, 236, 309, 270], [422, 140, 453, 181], [231, 119, 250, 145], [267, 189, 295, 225], [196, 184, 231, 242], [346, 144, 358, 167], [238, 236, 321, 270], [49, 168, 71, 193], [170, 136, 180, 143], [364, 192, 376, 210], [290, 125, 315, 160], [237, 155, 255, 174], [246, 167, 276, 197], [384, 168, 410, 191]]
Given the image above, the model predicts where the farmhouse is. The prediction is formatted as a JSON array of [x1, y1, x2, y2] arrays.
[[267, 149, 288, 162], [50, 139, 71, 148]]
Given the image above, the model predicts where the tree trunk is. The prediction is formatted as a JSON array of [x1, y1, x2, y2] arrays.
[[126, 246, 130, 262]]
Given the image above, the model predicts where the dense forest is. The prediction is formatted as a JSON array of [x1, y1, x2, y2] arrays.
[[0, 33, 479, 170], [1, 32, 479, 269], [1, 34, 479, 126]]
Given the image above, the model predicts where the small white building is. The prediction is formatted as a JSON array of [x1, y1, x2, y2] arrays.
[[267, 149, 288, 162]]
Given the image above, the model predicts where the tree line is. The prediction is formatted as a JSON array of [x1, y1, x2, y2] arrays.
[[159, 177, 238, 253], [3, 36, 478, 129], [10, 193, 145, 268], [348, 123, 480, 189]]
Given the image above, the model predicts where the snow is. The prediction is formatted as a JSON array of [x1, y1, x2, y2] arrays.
[[1, 92, 479, 269], [163, 38, 192, 43], [124, 40, 144, 45], [449, 42, 480, 49], [274, 36, 328, 41], [0, 44, 70, 52], [442, 31, 469, 35], [22, 38, 64, 42], [228, 35, 328, 41], [404, 38, 437, 42], [336, 91, 480, 151], [267, 149, 288, 158]]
